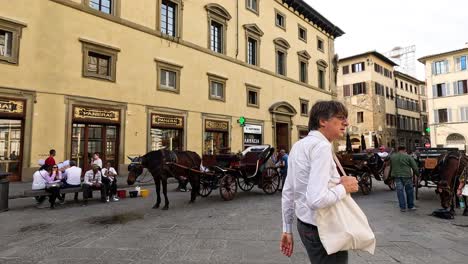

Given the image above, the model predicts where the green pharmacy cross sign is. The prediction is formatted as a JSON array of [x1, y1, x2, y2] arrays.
[[238, 116, 246, 127], [425, 127, 431, 133]]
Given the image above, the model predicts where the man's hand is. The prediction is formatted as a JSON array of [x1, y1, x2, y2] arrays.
[[341, 176, 359, 193], [280, 232, 293, 257]]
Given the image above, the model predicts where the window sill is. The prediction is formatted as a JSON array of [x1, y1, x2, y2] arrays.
[[83, 73, 115, 82], [209, 96, 225, 102], [0, 57, 18, 65], [157, 86, 179, 94], [246, 7, 259, 16], [247, 104, 259, 108]]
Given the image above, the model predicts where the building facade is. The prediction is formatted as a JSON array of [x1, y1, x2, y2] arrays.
[[419, 46, 468, 150], [337, 51, 398, 151], [0, 0, 343, 181], [394, 71, 426, 150]]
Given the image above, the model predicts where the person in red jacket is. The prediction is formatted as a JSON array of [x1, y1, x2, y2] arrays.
[[45, 149, 56, 166]]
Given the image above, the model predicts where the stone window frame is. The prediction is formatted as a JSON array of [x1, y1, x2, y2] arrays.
[[205, 3, 232, 55], [243, 24, 263, 67], [317, 59, 328, 89], [246, 83, 260, 108], [317, 36, 324, 52], [155, 58, 183, 94], [207, 72, 228, 102], [274, 38, 290, 76], [83, 0, 121, 16], [299, 98, 309, 117], [0, 16, 26, 65], [297, 50, 311, 84], [298, 24, 307, 43], [245, 0, 260, 15], [156, 0, 184, 39], [274, 9, 286, 30], [80, 38, 120, 82]]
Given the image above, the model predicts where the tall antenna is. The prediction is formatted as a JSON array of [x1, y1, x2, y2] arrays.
[[384, 45, 416, 76]]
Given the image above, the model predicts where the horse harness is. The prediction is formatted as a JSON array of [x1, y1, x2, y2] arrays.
[[438, 153, 464, 205]]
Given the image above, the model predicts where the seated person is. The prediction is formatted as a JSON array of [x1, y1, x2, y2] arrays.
[[61, 160, 82, 202], [101, 161, 119, 202], [32, 165, 60, 209], [82, 164, 105, 206]]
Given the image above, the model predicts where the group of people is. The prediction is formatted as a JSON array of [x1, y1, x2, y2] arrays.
[[32, 149, 120, 209]]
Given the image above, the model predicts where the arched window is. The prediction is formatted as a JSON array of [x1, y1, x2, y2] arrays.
[[205, 3, 232, 54]]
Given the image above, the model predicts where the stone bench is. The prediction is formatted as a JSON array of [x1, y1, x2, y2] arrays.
[[24, 187, 84, 197]]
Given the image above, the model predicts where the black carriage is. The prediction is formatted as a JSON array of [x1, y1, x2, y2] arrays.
[[196, 153, 238, 201], [230, 145, 281, 194]]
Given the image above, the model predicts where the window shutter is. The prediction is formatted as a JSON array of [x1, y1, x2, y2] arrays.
[[363, 82, 367, 94], [445, 60, 449, 73], [433, 110, 439, 123], [446, 83, 451, 96], [344, 85, 350, 96], [431, 62, 436, 75], [453, 81, 458, 95], [447, 108, 453, 122], [432, 85, 437, 98], [361, 62, 365, 71], [441, 84, 447, 97], [461, 107, 466, 121]]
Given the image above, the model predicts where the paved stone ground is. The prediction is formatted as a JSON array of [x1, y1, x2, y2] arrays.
[[1, 181, 468, 264]]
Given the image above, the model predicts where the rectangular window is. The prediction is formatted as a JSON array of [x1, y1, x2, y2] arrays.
[[351, 62, 365, 73], [210, 20, 223, 53], [318, 69, 325, 89], [89, 0, 112, 14], [357, 112, 364, 123], [300, 100, 309, 116], [455, 80, 468, 94], [422, 100, 427, 112], [0, 18, 25, 64], [374, 82, 384, 96], [434, 83, 449, 97], [352, 82, 366, 95], [246, 0, 258, 13], [276, 50, 285, 76], [160, 69, 176, 89], [156, 59, 182, 93], [438, 109, 448, 123], [81, 39, 119, 82], [433, 60, 448, 75], [390, 89, 394, 99], [246, 85, 260, 107], [385, 86, 389, 98], [405, 83, 408, 91], [275, 11, 285, 28], [456, 56, 467, 71], [87, 52, 110, 76], [374, 63, 383, 74], [247, 37, 257, 65], [208, 73, 227, 101], [317, 38, 324, 51], [210, 81, 224, 99], [299, 61, 308, 83], [248, 90, 258, 106], [400, 81, 403, 89], [343, 85, 351, 97], [460, 107, 468, 121], [0, 30, 13, 58], [298, 25, 307, 42], [161, 0, 177, 36], [342, 65, 349, 75]]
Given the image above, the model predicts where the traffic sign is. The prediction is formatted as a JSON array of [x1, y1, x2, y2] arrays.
[[425, 143, 430, 148]]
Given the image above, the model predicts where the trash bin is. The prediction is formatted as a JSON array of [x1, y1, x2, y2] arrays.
[[0, 172, 10, 212]]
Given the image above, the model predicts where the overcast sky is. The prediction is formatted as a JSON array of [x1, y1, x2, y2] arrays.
[[304, 0, 468, 79]]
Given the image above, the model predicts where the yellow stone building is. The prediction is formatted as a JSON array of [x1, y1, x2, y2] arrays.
[[0, 0, 343, 181]]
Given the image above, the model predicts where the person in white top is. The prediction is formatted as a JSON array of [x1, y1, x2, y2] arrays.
[[60, 160, 82, 202], [101, 161, 119, 202], [280, 101, 359, 264], [82, 165, 105, 206], [91, 152, 103, 169], [377, 146, 389, 159]]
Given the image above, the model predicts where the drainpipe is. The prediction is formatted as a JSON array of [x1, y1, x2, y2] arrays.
[[235, 0, 239, 59]]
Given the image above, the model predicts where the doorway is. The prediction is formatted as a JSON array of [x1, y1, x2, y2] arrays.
[[71, 123, 119, 172], [275, 122, 289, 151], [0, 119, 23, 181]]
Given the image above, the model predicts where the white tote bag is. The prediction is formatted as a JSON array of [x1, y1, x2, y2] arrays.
[[315, 154, 376, 255]]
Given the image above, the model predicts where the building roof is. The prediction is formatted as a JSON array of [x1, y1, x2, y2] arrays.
[[279, 0, 344, 38], [394, 71, 425, 85], [418, 47, 468, 64], [338, 51, 398, 66]]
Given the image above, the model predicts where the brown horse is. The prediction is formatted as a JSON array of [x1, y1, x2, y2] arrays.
[[127, 150, 201, 210], [434, 151, 468, 213]]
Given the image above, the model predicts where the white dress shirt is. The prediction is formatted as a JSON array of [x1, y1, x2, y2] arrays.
[[101, 167, 117, 181], [83, 170, 102, 185], [32, 170, 48, 190], [281, 130, 347, 233], [63, 166, 82, 185], [92, 158, 103, 169]]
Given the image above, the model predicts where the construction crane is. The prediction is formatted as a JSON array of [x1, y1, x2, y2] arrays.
[[384, 45, 416, 76]]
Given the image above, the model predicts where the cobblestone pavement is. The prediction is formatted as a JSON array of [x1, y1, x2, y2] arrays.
[[1, 181, 468, 264]]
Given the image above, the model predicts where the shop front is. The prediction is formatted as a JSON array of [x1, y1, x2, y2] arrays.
[[0, 98, 25, 181], [204, 119, 229, 154], [70, 106, 120, 172], [150, 113, 184, 151], [243, 124, 263, 149]]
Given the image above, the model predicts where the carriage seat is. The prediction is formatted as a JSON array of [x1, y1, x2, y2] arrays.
[[241, 152, 261, 175]]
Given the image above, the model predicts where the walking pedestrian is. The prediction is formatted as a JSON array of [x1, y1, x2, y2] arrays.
[[280, 100, 359, 263], [278, 149, 288, 191], [389, 146, 419, 212]]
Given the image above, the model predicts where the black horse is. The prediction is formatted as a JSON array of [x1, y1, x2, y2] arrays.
[[127, 150, 201, 210]]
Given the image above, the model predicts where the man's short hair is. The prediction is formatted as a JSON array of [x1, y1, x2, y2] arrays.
[[49, 149, 56, 155], [398, 146, 406, 151], [308, 101, 348, 131], [69, 160, 77, 167], [94, 152, 100, 156]]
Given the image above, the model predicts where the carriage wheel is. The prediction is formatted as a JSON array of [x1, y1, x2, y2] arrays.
[[219, 174, 237, 201], [262, 167, 280, 194], [358, 172, 372, 195], [237, 176, 255, 192], [198, 176, 213, 197], [414, 174, 421, 200]]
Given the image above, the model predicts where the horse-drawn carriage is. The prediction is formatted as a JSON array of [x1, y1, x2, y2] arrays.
[[337, 152, 394, 195]]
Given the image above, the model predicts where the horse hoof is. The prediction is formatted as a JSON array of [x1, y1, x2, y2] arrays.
[[153, 204, 160, 209], [189, 200, 195, 204], [162, 206, 169, 210]]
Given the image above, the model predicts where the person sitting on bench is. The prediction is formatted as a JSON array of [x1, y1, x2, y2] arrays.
[[101, 161, 119, 202], [82, 164, 105, 206], [61, 160, 82, 202], [32, 165, 60, 209]]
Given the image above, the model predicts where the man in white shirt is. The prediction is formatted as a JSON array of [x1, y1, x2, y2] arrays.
[[280, 101, 359, 264], [61, 160, 82, 202], [91, 152, 103, 169], [101, 161, 119, 202], [82, 165, 105, 206], [377, 146, 389, 159]]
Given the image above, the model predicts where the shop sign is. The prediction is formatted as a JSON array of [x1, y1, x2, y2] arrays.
[[244, 133, 262, 145], [205, 120, 229, 132], [73, 106, 120, 123], [0, 98, 24, 115], [152, 114, 184, 128], [243, 124, 262, 134]]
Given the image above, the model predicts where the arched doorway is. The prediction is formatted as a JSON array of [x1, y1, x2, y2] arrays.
[[446, 133, 466, 150], [269, 102, 297, 152]]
